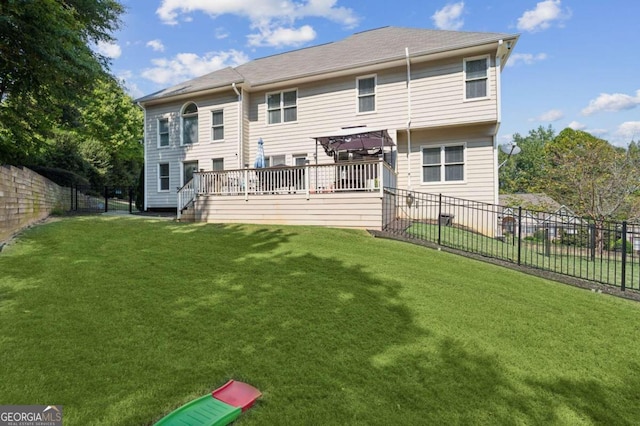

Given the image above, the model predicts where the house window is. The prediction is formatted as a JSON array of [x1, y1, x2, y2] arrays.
[[266, 155, 286, 167], [211, 110, 224, 141], [182, 102, 198, 145], [158, 118, 169, 147], [293, 155, 307, 166], [464, 56, 488, 100], [158, 163, 170, 191], [182, 160, 198, 186], [212, 158, 224, 171], [422, 145, 465, 183], [357, 76, 376, 113], [267, 90, 297, 124]]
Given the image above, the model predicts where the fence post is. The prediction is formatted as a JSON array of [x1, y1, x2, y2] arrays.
[[305, 163, 310, 200], [70, 186, 74, 211], [244, 169, 249, 201], [129, 187, 133, 213], [379, 160, 384, 198], [621, 221, 627, 291], [104, 186, 108, 212], [437, 193, 442, 246], [544, 228, 551, 257], [590, 223, 596, 261], [517, 206, 522, 266]]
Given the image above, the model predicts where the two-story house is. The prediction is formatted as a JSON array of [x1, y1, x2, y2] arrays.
[[137, 26, 519, 229]]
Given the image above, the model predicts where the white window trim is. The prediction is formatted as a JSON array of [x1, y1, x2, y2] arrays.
[[265, 89, 298, 126], [420, 142, 467, 185], [211, 109, 224, 142], [356, 74, 377, 115], [181, 160, 199, 187], [157, 163, 170, 192], [463, 55, 490, 102], [157, 117, 170, 149], [212, 158, 224, 171], [180, 102, 199, 146], [266, 155, 287, 167]]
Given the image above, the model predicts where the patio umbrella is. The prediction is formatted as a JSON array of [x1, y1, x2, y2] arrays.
[[254, 138, 266, 168]]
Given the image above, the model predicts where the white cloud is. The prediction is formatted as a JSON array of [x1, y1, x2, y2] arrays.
[[215, 28, 229, 39], [115, 71, 145, 99], [567, 121, 586, 130], [141, 50, 249, 85], [146, 39, 165, 52], [616, 121, 640, 141], [248, 25, 316, 48], [517, 0, 570, 32], [581, 90, 640, 115], [432, 2, 465, 31], [506, 52, 547, 67], [588, 128, 609, 137], [156, 0, 358, 48], [532, 109, 564, 122], [96, 41, 122, 59]]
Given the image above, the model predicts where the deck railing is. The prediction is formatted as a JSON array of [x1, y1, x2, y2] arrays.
[[176, 178, 196, 219], [185, 160, 395, 201]]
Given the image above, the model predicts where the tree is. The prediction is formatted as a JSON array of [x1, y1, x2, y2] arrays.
[[541, 128, 640, 251], [542, 128, 639, 221], [32, 76, 143, 187], [0, 0, 124, 163], [499, 125, 555, 193], [74, 76, 143, 186]]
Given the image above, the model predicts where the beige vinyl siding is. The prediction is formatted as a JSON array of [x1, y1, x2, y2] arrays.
[[144, 91, 240, 208], [245, 52, 498, 166], [192, 192, 383, 229], [247, 69, 409, 166], [395, 125, 497, 205], [410, 55, 497, 127], [242, 90, 251, 168]]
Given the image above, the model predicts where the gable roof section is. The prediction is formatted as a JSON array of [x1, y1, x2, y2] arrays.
[[138, 26, 517, 104], [137, 67, 244, 104]]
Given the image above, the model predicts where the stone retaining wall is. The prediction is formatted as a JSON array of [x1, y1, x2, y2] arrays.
[[0, 165, 70, 242]]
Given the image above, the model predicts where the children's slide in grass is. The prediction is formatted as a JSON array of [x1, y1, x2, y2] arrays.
[[155, 380, 261, 426]]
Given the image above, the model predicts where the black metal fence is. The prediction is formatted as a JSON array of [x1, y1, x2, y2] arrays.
[[382, 188, 640, 292], [68, 185, 138, 213]]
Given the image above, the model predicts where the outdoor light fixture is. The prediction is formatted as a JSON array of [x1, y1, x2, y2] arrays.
[[498, 142, 521, 168]]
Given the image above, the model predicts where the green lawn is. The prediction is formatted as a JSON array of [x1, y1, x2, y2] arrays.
[[1, 216, 640, 425]]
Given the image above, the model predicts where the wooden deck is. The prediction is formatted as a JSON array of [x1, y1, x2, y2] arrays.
[[178, 160, 396, 230]]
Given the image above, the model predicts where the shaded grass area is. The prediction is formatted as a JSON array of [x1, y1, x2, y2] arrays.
[[0, 217, 639, 425], [407, 222, 640, 291]]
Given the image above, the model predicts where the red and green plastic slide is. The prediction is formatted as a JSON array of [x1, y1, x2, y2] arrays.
[[154, 380, 261, 426]]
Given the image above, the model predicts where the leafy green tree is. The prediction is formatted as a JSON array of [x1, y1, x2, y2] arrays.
[[541, 128, 640, 251], [74, 76, 143, 186], [542, 128, 639, 221], [21, 74, 143, 188], [0, 0, 124, 163], [499, 125, 555, 193]]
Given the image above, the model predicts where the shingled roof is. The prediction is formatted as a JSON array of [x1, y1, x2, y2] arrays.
[[138, 26, 517, 104]]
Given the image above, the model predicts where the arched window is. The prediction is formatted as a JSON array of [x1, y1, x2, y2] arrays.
[[182, 102, 198, 145]]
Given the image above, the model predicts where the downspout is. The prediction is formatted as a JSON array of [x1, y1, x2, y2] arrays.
[[405, 47, 412, 190], [232, 82, 243, 169], [494, 40, 504, 206], [140, 103, 148, 211]]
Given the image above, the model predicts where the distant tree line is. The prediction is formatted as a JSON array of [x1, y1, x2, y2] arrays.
[[499, 126, 640, 223], [0, 0, 142, 188]]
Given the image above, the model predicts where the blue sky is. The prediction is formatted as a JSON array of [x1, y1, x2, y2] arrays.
[[100, 1, 640, 146]]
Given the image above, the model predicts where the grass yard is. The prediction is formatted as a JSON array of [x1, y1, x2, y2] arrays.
[[1, 216, 640, 425]]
